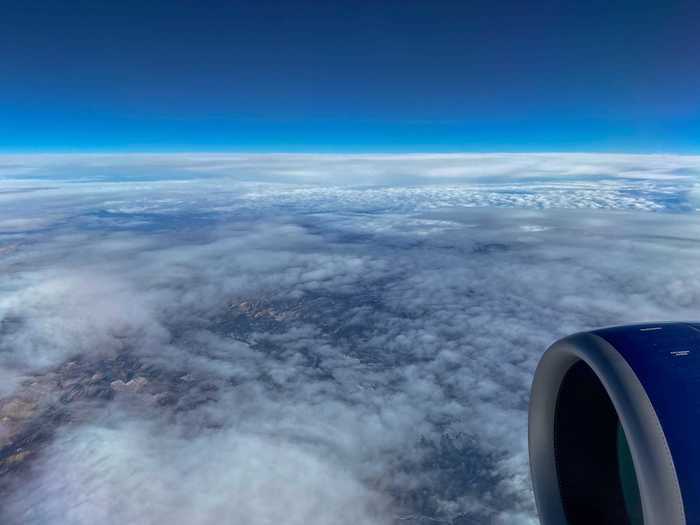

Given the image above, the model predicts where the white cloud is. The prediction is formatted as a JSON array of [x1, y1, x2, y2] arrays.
[[4, 420, 391, 525], [2, 154, 700, 524]]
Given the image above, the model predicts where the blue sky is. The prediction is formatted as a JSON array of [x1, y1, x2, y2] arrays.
[[1, 1, 699, 152]]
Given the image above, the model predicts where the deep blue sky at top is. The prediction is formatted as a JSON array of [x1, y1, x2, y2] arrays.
[[1, 0, 699, 152]]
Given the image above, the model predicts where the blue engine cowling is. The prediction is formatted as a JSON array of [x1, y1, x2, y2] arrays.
[[529, 322, 700, 525]]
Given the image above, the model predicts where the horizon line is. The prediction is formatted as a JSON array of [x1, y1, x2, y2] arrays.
[[1, 150, 699, 158]]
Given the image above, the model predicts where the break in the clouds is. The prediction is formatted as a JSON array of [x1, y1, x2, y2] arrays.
[[1, 154, 700, 525]]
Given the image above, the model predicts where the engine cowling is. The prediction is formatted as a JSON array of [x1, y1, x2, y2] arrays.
[[529, 322, 700, 525]]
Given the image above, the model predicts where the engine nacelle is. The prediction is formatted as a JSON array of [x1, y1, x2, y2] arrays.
[[529, 322, 700, 525]]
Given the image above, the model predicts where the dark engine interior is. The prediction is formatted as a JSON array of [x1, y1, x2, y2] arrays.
[[554, 360, 644, 525]]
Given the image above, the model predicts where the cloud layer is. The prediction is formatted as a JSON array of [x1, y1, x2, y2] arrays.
[[2, 154, 700, 524]]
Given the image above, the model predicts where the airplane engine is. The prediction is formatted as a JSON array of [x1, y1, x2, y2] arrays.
[[529, 323, 700, 525]]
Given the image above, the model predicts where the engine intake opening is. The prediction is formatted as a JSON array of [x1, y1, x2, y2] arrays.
[[554, 360, 643, 525]]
